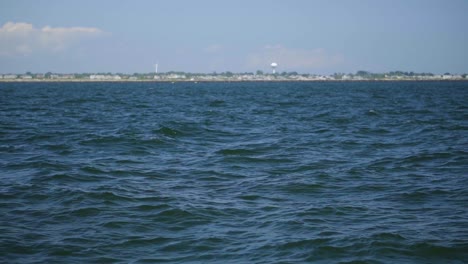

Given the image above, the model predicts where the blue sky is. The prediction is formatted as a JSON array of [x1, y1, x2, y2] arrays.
[[1, 0, 467, 74]]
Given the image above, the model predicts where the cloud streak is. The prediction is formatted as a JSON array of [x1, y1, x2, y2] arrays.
[[0, 22, 103, 56], [247, 45, 344, 72]]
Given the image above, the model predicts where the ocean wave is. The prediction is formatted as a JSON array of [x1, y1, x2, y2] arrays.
[[1, 81, 467, 263]]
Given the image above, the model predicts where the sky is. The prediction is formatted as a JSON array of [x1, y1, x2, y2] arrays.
[[0, 0, 467, 74]]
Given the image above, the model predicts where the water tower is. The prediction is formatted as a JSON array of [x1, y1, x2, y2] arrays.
[[271, 62, 278, 74]]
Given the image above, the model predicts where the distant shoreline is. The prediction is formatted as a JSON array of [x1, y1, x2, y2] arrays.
[[1, 79, 467, 83], [2, 71, 466, 82]]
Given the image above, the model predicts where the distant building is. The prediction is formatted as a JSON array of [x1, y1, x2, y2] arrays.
[[442, 74, 452, 80], [59, 74, 75, 79], [167, 74, 186, 79], [3, 74, 17, 79], [21, 75, 33, 79], [89, 74, 121, 80], [90, 75, 102, 80]]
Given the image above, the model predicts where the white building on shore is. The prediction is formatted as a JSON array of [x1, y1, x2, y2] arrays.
[[89, 75, 122, 80]]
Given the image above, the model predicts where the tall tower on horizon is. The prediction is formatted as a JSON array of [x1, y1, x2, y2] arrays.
[[271, 62, 278, 74], [155, 63, 158, 74]]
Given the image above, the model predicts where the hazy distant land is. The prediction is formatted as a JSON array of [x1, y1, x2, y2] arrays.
[[1, 71, 467, 82]]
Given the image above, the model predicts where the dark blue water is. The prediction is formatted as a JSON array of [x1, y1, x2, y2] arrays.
[[1, 81, 467, 263]]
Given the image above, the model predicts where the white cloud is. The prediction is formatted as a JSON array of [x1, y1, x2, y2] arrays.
[[247, 45, 344, 71], [0, 21, 103, 56]]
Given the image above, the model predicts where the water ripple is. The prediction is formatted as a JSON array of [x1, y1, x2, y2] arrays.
[[1, 81, 467, 263]]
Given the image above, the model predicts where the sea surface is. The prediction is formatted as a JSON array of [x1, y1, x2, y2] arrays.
[[1, 81, 467, 263]]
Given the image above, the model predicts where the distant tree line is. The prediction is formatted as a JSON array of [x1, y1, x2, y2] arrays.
[[12, 70, 467, 79]]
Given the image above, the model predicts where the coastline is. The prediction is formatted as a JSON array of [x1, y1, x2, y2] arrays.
[[1, 79, 467, 83]]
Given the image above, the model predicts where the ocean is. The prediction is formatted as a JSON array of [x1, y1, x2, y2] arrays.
[[1, 81, 467, 263]]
